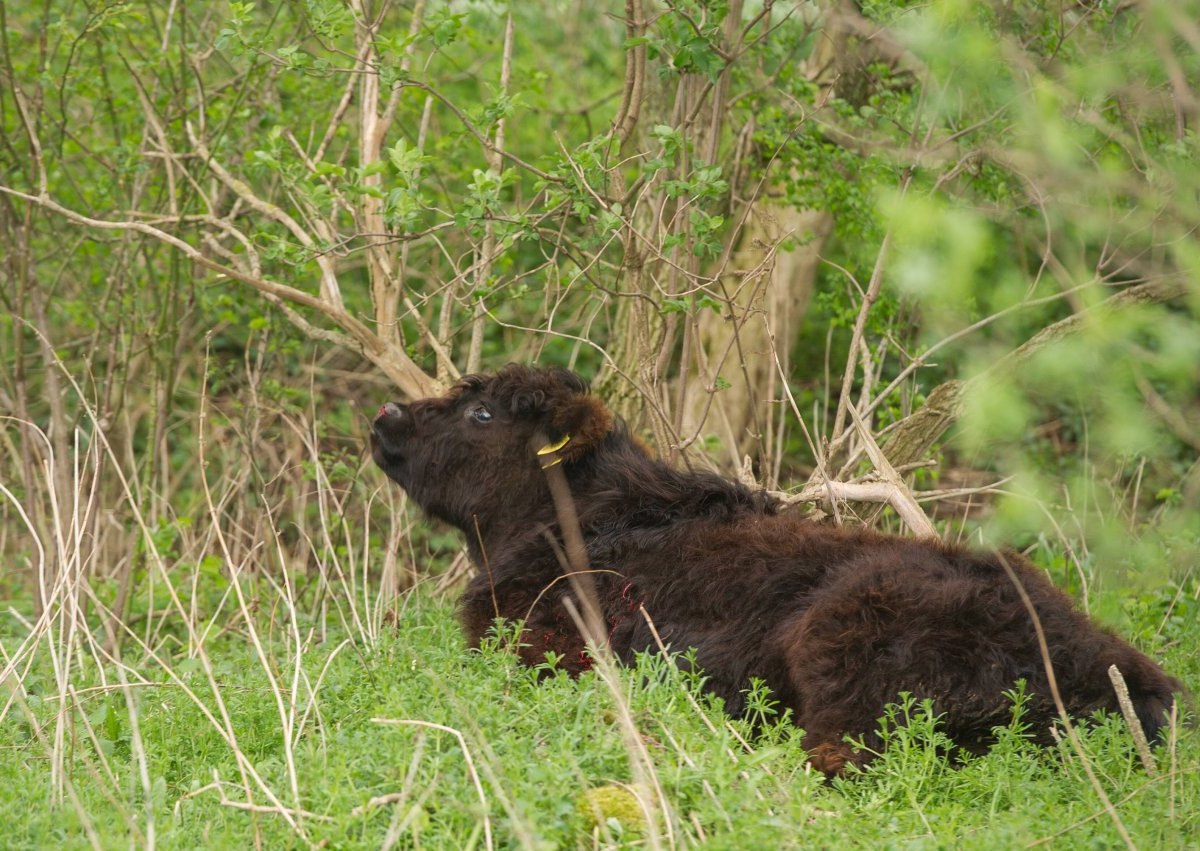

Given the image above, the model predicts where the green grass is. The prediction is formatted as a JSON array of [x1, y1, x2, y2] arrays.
[[1, 586, 1196, 850]]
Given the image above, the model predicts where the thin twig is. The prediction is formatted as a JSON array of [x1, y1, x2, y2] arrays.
[[829, 171, 912, 447]]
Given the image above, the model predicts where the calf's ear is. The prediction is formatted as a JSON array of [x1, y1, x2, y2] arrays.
[[540, 393, 613, 463]]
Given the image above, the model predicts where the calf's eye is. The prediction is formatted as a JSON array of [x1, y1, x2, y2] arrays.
[[470, 406, 493, 423]]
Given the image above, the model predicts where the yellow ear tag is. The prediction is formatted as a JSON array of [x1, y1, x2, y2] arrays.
[[536, 434, 572, 456]]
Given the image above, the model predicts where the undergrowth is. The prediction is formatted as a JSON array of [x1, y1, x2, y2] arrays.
[[1, 584, 1196, 850]]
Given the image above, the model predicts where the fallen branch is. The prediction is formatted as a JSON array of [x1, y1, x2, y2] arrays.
[[846, 403, 937, 537], [778, 478, 939, 538]]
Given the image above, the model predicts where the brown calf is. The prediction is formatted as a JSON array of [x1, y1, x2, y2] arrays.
[[371, 365, 1179, 775]]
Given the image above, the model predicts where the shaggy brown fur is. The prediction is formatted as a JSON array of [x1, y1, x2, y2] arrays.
[[371, 365, 1180, 776]]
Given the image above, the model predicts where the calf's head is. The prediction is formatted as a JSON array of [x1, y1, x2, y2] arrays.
[[370, 365, 612, 531]]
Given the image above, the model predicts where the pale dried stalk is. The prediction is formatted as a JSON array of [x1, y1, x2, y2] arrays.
[[24, 341, 310, 837], [198, 345, 305, 817], [117, 666, 155, 849], [1106, 665, 1159, 777], [180, 773, 333, 825], [538, 437, 673, 849], [7, 688, 103, 850], [562, 598, 673, 851], [829, 172, 911, 448], [1168, 700, 1178, 820]]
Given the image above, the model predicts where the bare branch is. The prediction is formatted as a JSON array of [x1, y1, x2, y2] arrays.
[[0, 184, 439, 397], [187, 124, 346, 310], [777, 479, 936, 538]]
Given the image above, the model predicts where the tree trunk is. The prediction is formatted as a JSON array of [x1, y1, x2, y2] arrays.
[[681, 205, 833, 470]]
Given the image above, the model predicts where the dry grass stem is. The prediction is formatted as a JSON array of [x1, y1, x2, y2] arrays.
[[1107, 665, 1159, 777]]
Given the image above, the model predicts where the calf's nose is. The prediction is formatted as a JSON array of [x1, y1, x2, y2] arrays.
[[376, 402, 404, 421]]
